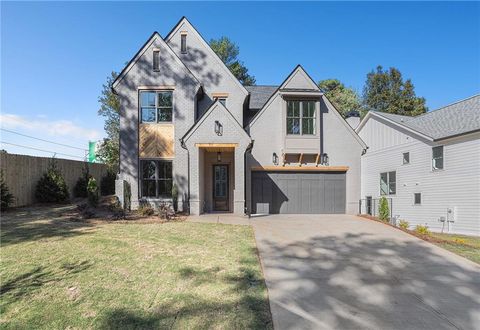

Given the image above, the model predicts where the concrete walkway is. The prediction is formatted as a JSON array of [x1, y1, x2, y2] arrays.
[[253, 215, 480, 330]]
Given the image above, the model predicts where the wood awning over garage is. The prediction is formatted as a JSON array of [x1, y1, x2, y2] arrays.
[[251, 165, 349, 172]]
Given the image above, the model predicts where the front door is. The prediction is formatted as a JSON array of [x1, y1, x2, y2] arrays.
[[213, 165, 229, 211]]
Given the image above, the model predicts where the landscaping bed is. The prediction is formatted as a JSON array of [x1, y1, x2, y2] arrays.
[[359, 214, 479, 264], [0, 205, 272, 329]]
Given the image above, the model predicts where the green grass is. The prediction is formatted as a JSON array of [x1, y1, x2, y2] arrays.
[[0, 206, 272, 329], [428, 233, 480, 264]]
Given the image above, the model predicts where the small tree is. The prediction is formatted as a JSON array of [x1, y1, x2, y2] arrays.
[[172, 183, 178, 212], [378, 196, 390, 222], [100, 170, 116, 196], [73, 164, 91, 198], [87, 177, 99, 207], [35, 159, 69, 203], [1, 170, 14, 211]]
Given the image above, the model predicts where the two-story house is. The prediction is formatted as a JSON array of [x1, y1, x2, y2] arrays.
[[357, 95, 480, 235], [113, 17, 366, 216]]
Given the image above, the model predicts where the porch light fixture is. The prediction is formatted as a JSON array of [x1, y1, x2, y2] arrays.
[[214, 120, 223, 136], [272, 152, 279, 165], [217, 152, 221, 162], [321, 153, 329, 166]]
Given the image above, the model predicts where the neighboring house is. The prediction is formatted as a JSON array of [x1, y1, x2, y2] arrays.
[[113, 17, 366, 215], [357, 95, 480, 236]]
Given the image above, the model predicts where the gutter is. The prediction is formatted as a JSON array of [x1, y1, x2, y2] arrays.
[[180, 138, 191, 215]]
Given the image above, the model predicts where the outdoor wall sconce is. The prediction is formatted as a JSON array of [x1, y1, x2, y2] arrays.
[[214, 120, 223, 136], [321, 153, 329, 165], [217, 152, 221, 162], [272, 152, 279, 165]]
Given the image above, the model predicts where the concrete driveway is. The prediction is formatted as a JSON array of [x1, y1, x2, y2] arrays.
[[252, 214, 480, 330]]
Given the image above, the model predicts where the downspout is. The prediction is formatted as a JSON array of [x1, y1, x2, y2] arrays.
[[319, 97, 325, 164], [244, 140, 254, 216], [180, 138, 191, 215]]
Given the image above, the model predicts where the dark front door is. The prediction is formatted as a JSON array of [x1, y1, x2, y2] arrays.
[[213, 165, 229, 211]]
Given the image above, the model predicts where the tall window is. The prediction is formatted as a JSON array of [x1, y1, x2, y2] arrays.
[[403, 152, 410, 165], [181, 34, 187, 53], [141, 160, 172, 198], [287, 100, 316, 135], [414, 193, 421, 205], [432, 146, 444, 170], [380, 171, 396, 195], [140, 91, 173, 123], [153, 50, 160, 71]]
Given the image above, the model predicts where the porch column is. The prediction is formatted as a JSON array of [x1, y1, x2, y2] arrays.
[[233, 147, 246, 215], [188, 146, 202, 215]]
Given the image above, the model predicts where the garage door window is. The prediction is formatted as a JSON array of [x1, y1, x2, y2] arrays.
[[380, 171, 396, 195]]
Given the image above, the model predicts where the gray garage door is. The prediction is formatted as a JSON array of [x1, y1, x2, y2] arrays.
[[251, 172, 346, 214]]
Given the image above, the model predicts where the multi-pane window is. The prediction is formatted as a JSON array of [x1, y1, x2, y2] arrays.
[[286, 100, 316, 135], [432, 146, 444, 170], [181, 34, 187, 53], [214, 97, 227, 107], [403, 152, 410, 165], [414, 193, 421, 205], [380, 171, 396, 195], [140, 91, 173, 123], [141, 160, 172, 198], [153, 50, 160, 71]]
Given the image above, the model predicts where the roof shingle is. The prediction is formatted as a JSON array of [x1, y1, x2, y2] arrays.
[[245, 85, 278, 110]]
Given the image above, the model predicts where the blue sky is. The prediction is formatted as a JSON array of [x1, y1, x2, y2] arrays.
[[1, 1, 479, 160]]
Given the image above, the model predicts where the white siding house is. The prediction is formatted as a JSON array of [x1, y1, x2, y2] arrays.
[[357, 95, 480, 236]]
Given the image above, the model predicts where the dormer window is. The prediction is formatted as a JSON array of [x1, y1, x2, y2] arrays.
[[181, 32, 187, 54], [153, 49, 160, 71], [286, 100, 316, 135]]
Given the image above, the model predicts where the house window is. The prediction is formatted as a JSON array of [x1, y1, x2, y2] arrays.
[[181, 34, 187, 53], [141, 160, 172, 198], [403, 152, 410, 165], [432, 146, 444, 170], [214, 97, 227, 107], [140, 91, 173, 123], [380, 171, 396, 195], [414, 193, 421, 205], [287, 100, 316, 135], [153, 50, 160, 71]]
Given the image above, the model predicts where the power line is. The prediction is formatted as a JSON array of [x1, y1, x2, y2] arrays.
[[1, 141, 86, 160], [0, 128, 89, 151]]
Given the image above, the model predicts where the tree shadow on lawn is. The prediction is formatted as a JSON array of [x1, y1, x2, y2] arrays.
[[0, 260, 93, 311], [1, 204, 95, 246], [257, 232, 480, 330]]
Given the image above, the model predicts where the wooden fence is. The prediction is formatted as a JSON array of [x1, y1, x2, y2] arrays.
[[0, 153, 109, 207]]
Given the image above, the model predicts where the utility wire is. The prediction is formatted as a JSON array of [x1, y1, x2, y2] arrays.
[[1, 141, 86, 160], [0, 128, 89, 151]]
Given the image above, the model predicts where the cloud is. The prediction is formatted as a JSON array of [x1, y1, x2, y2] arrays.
[[0, 113, 101, 141]]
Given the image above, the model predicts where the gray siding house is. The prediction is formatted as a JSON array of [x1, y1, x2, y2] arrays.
[[357, 95, 480, 236], [114, 17, 366, 215]]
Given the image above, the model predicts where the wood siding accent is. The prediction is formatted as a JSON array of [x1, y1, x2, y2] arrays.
[[139, 124, 175, 158], [251, 166, 349, 172]]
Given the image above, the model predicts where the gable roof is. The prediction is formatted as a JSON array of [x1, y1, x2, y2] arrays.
[[279, 65, 320, 91], [112, 31, 200, 90], [165, 16, 248, 96], [247, 65, 320, 128], [181, 99, 251, 143], [245, 85, 278, 110], [357, 94, 480, 141]]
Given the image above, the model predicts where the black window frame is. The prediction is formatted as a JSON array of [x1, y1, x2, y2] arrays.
[[414, 193, 421, 205], [153, 50, 160, 72], [432, 146, 444, 170], [380, 171, 396, 196], [140, 90, 173, 123], [403, 152, 410, 165], [181, 34, 187, 54], [140, 159, 173, 198], [286, 100, 316, 135]]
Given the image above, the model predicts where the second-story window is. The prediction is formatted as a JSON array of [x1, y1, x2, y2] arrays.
[[287, 100, 316, 135], [140, 91, 173, 123], [432, 146, 444, 170]]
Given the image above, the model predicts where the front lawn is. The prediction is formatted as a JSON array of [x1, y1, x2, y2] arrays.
[[0, 206, 272, 329], [427, 232, 480, 264]]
